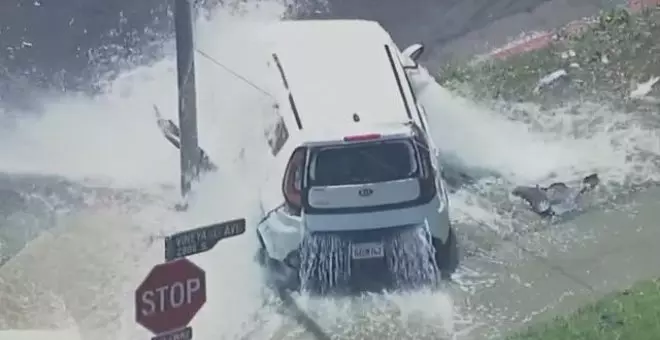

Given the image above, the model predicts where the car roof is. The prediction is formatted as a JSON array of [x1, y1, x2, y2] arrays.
[[299, 122, 416, 148], [262, 20, 413, 136]]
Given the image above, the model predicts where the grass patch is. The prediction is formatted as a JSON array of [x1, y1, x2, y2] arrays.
[[507, 278, 660, 340], [437, 7, 660, 108]]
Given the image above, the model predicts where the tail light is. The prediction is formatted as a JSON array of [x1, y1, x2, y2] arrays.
[[343, 133, 381, 142], [282, 148, 306, 214]]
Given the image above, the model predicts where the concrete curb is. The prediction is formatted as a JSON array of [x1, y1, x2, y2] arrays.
[[484, 0, 659, 60]]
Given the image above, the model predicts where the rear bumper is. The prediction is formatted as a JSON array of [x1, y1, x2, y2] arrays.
[[297, 224, 440, 296]]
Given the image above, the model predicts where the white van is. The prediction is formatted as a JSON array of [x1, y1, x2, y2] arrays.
[[254, 20, 457, 295]]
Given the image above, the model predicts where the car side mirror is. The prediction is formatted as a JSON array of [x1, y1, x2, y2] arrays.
[[402, 43, 425, 69]]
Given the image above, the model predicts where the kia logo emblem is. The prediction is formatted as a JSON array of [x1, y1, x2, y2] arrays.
[[358, 188, 374, 197]]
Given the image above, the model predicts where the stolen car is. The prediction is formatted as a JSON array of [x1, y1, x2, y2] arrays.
[[254, 19, 458, 296]]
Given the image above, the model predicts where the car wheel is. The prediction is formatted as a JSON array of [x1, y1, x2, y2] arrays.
[[255, 247, 268, 266], [433, 227, 459, 280], [255, 231, 268, 266]]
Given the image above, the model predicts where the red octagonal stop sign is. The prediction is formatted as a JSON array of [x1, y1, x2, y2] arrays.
[[135, 258, 206, 334]]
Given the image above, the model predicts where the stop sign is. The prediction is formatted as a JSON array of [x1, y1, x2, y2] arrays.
[[135, 258, 206, 334]]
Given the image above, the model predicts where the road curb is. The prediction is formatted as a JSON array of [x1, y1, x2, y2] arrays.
[[485, 0, 659, 60]]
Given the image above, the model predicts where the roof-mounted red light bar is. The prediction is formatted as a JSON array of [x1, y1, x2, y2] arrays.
[[343, 133, 382, 142]]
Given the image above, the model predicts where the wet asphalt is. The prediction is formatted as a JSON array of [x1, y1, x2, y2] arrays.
[[0, 0, 621, 97], [0, 0, 623, 263]]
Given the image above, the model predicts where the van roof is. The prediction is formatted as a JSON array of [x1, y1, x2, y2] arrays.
[[263, 20, 413, 136]]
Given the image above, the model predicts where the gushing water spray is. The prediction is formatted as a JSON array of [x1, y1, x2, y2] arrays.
[[300, 233, 351, 294], [387, 224, 438, 287], [299, 224, 439, 295]]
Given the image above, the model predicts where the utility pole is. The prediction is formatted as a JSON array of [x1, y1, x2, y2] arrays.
[[174, 0, 201, 199]]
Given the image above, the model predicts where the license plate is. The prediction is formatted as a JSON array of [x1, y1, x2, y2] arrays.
[[351, 242, 384, 260]]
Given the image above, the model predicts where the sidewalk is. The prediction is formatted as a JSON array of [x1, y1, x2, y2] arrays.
[[451, 187, 660, 339], [0, 330, 82, 340]]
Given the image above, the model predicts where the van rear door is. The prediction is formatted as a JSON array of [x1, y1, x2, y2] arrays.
[[303, 138, 422, 214]]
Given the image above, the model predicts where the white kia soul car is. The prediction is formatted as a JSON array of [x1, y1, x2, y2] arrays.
[[255, 19, 457, 295]]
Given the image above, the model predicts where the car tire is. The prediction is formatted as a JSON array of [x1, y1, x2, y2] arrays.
[[255, 231, 268, 266], [256, 231, 301, 291], [255, 247, 267, 266], [433, 227, 459, 280]]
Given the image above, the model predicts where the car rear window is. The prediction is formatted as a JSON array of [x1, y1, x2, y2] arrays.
[[308, 139, 418, 186]]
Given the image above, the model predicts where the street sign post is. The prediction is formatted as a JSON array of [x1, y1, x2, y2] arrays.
[[135, 259, 206, 335], [136, 218, 245, 339], [165, 218, 246, 261]]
